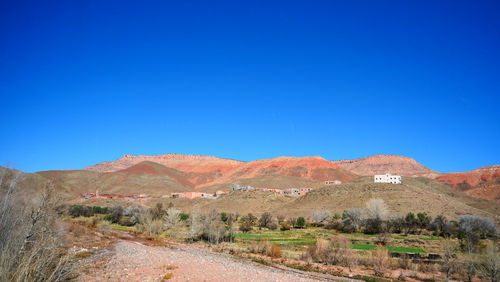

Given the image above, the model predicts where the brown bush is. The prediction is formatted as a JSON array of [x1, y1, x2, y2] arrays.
[[248, 240, 271, 255], [418, 262, 437, 273], [268, 245, 282, 258], [301, 239, 357, 268]]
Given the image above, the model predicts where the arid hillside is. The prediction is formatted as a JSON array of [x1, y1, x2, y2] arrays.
[[140, 177, 499, 222], [205, 156, 355, 186], [78, 153, 500, 201], [0, 166, 75, 200], [38, 162, 194, 197], [84, 154, 356, 188], [435, 165, 500, 201], [332, 155, 440, 178]]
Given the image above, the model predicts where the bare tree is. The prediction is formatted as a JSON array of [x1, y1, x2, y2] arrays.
[[342, 208, 363, 233], [441, 240, 459, 281], [258, 212, 273, 229], [310, 210, 332, 226], [163, 208, 181, 230], [479, 243, 500, 282], [365, 198, 388, 220], [459, 215, 497, 252], [0, 168, 71, 281]]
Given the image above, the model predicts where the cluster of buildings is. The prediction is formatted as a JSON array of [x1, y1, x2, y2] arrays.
[[81, 190, 159, 201], [81, 175, 400, 202], [169, 191, 228, 199], [231, 184, 313, 196], [374, 174, 402, 184]]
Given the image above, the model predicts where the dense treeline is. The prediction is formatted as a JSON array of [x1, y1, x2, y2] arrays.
[[64, 198, 497, 252]]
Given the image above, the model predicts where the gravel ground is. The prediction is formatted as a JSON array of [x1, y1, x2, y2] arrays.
[[77, 240, 358, 282]]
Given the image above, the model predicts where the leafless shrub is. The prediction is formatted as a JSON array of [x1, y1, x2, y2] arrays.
[[478, 242, 500, 282], [188, 210, 234, 244], [0, 169, 71, 281], [98, 220, 112, 234], [163, 208, 181, 230], [136, 211, 163, 235], [372, 247, 390, 276], [459, 253, 478, 282], [302, 239, 357, 268], [249, 240, 271, 255], [441, 240, 459, 280], [189, 213, 205, 240], [418, 262, 437, 273]]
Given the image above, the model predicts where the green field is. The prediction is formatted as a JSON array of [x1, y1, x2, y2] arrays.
[[387, 246, 426, 254], [236, 228, 428, 254]]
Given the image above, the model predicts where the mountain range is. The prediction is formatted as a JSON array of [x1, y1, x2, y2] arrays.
[[79, 153, 498, 201], [1, 154, 498, 219]]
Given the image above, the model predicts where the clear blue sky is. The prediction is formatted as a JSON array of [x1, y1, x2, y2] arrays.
[[1, 1, 499, 173]]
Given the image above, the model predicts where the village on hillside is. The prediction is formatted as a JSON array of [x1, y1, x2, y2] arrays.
[[80, 174, 403, 201]]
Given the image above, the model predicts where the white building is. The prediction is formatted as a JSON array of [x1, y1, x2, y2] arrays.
[[232, 184, 255, 192], [325, 180, 342, 185], [374, 174, 401, 184]]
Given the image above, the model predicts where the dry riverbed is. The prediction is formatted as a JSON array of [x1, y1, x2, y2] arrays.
[[76, 239, 359, 282]]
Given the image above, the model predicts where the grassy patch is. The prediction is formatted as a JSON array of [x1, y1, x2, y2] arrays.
[[110, 224, 134, 231], [388, 246, 426, 254], [272, 239, 317, 245], [351, 244, 376, 251], [419, 236, 442, 241], [74, 250, 94, 259], [252, 258, 271, 266], [236, 233, 275, 238], [353, 275, 392, 282], [390, 235, 408, 239]]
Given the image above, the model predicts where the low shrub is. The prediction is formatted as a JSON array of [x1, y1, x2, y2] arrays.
[[280, 221, 291, 231], [268, 245, 282, 258]]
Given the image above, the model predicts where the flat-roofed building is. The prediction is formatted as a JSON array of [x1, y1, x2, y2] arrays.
[[374, 174, 401, 184]]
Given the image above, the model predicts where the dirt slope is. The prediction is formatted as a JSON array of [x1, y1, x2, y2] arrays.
[[332, 155, 439, 178], [435, 165, 500, 201]]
